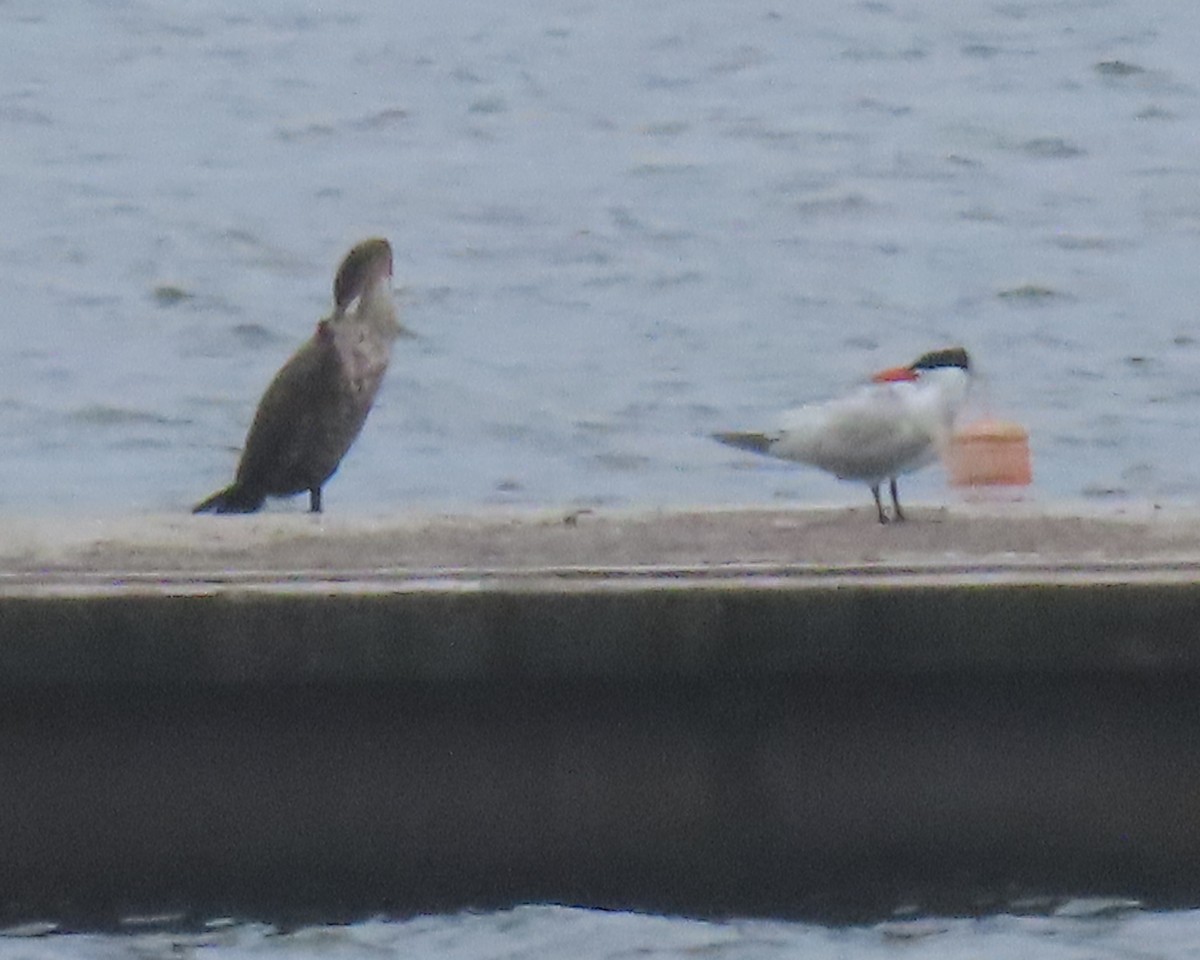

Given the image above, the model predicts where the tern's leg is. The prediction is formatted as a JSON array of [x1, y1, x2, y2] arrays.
[[890, 477, 905, 522], [309, 486, 323, 513], [871, 484, 888, 524]]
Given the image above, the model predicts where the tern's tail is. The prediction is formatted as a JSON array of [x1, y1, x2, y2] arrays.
[[192, 483, 265, 514], [712, 431, 775, 455]]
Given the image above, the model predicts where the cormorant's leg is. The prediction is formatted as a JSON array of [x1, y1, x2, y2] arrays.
[[871, 484, 889, 524], [890, 477, 905, 522], [309, 486, 323, 513]]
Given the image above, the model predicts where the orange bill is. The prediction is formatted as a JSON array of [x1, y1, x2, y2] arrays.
[[871, 365, 919, 383]]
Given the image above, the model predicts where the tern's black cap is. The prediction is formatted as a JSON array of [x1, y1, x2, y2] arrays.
[[910, 346, 970, 372]]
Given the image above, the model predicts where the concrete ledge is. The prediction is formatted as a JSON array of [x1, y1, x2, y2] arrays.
[[0, 500, 1189, 576], [3, 562, 1200, 686], [4, 504, 1200, 924]]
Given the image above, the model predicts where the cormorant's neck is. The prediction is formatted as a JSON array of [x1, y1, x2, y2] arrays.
[[347, 277, 402, 337]]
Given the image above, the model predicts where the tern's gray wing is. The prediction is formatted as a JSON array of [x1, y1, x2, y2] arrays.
[[771, 386, 937, 481]]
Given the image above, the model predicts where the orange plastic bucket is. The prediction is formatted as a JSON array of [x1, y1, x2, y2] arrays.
[[947, 418, 1032, 487]]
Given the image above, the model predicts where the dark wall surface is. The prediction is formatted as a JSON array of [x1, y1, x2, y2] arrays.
[[4, 669, 1200, 925]]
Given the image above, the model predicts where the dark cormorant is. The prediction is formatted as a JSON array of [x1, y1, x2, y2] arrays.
[[194, 237, 404, 514]]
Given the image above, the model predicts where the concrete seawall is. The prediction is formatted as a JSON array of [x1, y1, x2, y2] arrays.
[[4, 503, 1200, 925]]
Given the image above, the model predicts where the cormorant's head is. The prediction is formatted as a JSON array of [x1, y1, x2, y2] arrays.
[[334, 237, 393, 309]]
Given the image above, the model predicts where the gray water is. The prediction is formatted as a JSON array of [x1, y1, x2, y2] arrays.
[[6, 0, 1200, 954], [0, 901, 1194, 960], [7, 0, 1200, 516]]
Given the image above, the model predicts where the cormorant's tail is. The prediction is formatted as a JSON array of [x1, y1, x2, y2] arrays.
[[712, 431, 775, 455], [192, 483, 265, 514]]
